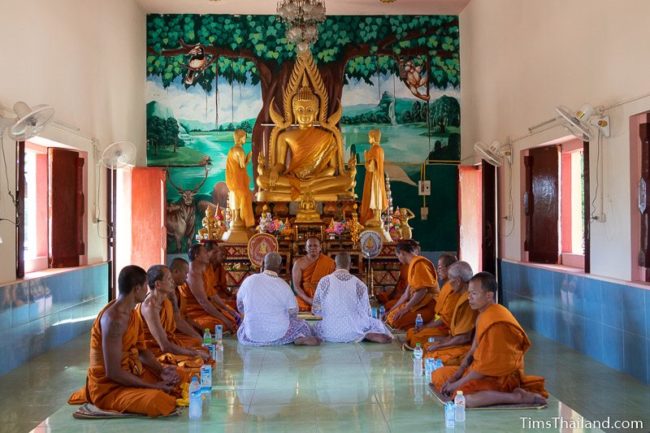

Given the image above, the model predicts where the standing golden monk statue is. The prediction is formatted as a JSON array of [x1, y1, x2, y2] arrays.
[[226, 129, 254, 228], [360, 129, 388, 226], [257, 52, 356, 203], [223, 129, 254, 243]]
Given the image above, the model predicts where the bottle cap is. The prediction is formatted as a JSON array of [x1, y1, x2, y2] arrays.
[[457, 391, 463, 395], [415, 343, 421, 347], [204, 328, 210, 332]]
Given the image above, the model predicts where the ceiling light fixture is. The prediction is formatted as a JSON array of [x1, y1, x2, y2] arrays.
[[277, 0, 326, 53]]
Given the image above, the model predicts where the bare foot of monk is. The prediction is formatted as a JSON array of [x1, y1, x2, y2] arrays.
[[513, 388, 547, 405], [294, 336, 321, 346], [365, 333, 393, 344]]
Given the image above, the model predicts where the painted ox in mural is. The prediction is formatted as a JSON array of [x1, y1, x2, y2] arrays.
[[165, 166, 208, 253]]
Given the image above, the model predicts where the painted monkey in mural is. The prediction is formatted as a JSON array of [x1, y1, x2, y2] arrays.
[[182, 42, 217, 86], [398, 57, 430, 102], [165, 165, 209, 252]]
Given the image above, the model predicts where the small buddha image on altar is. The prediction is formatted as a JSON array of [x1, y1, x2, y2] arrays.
[[386, 206, 415, 241], [196, 205, 226, 241]]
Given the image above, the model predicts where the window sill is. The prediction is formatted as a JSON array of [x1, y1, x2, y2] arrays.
[[1, 261, 108, 287], [501, 258, 650, 291], [560, 253, 584, 269]]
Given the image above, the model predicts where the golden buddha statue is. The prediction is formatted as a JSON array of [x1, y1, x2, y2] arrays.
[[225, 129, 254, 228], [399, 207, 415, 240], [223, 130, 253, 243], [360, 129, 388, 226], [257, 52, 356, 203], [198, 205, 226, 241]]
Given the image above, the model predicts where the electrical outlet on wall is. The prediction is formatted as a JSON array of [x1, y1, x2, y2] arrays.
[[418, 180, 431, 196], [420, 207, 428, 220]]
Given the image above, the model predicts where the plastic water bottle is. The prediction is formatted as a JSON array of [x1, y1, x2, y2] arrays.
[[202, 328, 212, 348], [424, 358, 434, 378], [454, 390, 466, 422], [415, 314, 423, 331], [413, 343, 423, 375], [371, 306, 378, 319], [214, 324, 223, 345], [188, 376, 202, 420], [445, 401, 455, 428], [200, 363, 212, 393], [379, 305, 385, 318]]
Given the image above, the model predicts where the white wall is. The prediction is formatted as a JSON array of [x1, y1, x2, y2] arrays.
[[0, 0, 146, 284], [460, 0, 650, 280]]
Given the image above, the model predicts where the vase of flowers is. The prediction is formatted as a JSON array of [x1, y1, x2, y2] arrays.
[[325, 220, 347, 239]]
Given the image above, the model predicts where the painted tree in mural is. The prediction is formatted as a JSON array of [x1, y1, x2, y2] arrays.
[[146, 14, 459, 171]]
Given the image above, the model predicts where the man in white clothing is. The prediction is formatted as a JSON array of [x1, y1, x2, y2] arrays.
[[312, 252, 393, 343], [237, 252, 320, 346]]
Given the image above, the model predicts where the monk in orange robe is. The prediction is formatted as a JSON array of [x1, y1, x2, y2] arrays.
[[204, 243, 238, 310], [137, 265, 209, 371], [225, 129, 255, 228], [292, 237, 336, 312], [177, 244, 237, 333], [431, 272, 548, 407], [406, 256, 462, 347], [68, 266, 180, 416], [170, 257, 205, 339], [386, 239, 439, 330]]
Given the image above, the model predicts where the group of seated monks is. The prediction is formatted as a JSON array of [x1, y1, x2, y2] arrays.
[[67, 237, 547, 417]]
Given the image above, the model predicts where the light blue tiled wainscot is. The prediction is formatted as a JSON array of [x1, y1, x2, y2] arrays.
[[0, 263, 108, 376], [499, 259, 650, 384]]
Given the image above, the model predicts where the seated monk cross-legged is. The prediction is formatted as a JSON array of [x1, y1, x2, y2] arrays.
[[203, 243, 240, 322], [169, 257, 205, 343], [68, 266, 181, 417], [423, 261, 478, 365], [386, 239, 439, 331], [406, 254, 460, 348], [431, 272, 548, 408], [177, 244, 237, 333], [292, 237, 335, 312], [137, 265, 210, 373]]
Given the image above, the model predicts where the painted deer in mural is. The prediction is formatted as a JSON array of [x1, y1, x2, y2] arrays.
[[165, 166, 209, 253]]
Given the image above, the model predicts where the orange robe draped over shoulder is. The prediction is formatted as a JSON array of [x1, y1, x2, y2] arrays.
[[431, 303, 547, 398], [67, 302, 177, 417], [177, 271, 235, 331], [296, 254, 336, 311], [424, 292, 477, 365], [406, 281, 460, 346], [205, 264, 236, 309], [377, 263, 409, 311], [135, 299, 204, 369], [386, 256, 438, 330]]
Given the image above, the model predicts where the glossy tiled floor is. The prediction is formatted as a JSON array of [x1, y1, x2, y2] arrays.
[[1, 330, 648, 433]]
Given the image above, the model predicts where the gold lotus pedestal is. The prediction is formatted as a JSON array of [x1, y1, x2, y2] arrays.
[[363, 216, 392, 243], [222, 210, 251, 243]]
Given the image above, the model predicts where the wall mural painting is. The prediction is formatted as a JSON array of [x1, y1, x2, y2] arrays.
[[146, 14, 460, 253]]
